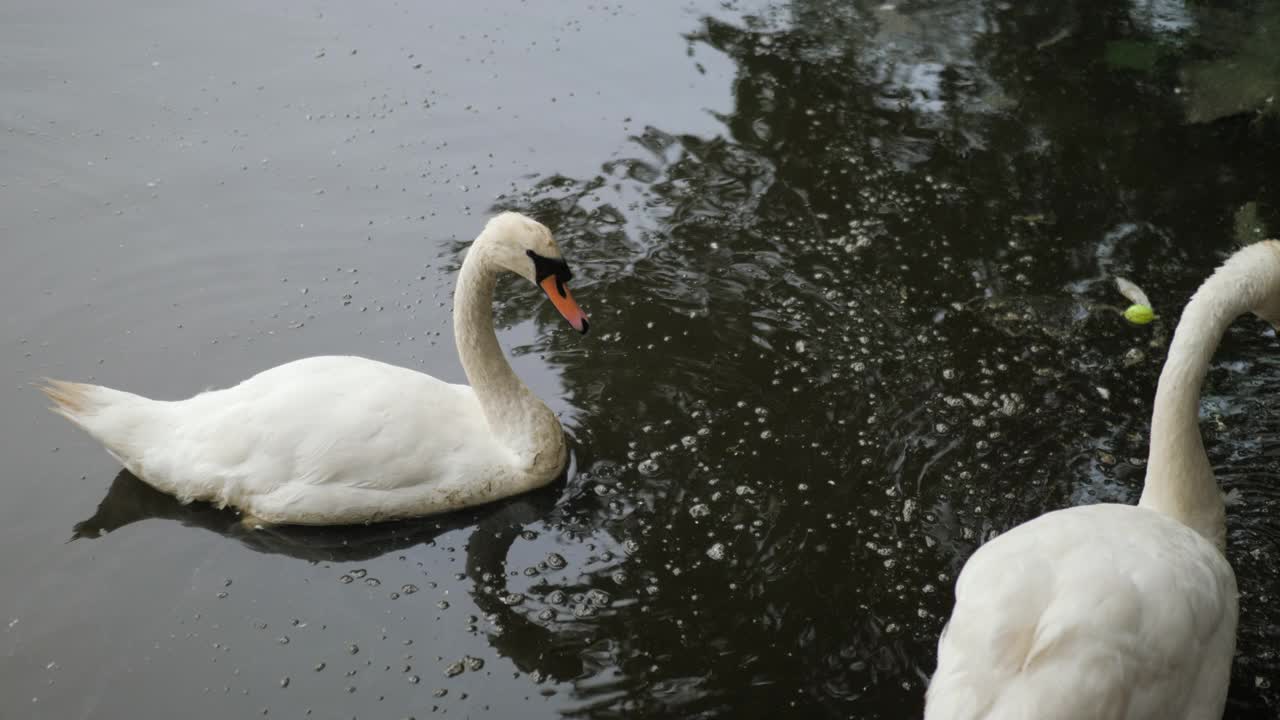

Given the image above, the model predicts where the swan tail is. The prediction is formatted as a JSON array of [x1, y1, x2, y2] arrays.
[[40, 379, 165, 473]]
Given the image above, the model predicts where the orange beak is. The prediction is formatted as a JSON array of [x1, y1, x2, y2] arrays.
[[540, 276, 590, 334]]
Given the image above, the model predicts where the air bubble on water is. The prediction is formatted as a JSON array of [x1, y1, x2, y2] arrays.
[[998, 393, 1024, 416], [637, 459, 660, 475], [545, 553, 567, 570], [464, 656, 484, 671], [689, 503, 710, 518], [444, 661, 465, 678], [401, 584, 418, 595], [706, 543, 726, 561]]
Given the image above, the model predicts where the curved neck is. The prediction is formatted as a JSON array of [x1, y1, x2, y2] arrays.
[[1140, 243, 1280, 550], [452, 243, 546, 454]]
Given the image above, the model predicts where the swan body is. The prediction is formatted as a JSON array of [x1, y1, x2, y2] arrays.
[[926, 240, 1280, 720], [927, 505, 1235, 719], [42, 212, 591, 526]]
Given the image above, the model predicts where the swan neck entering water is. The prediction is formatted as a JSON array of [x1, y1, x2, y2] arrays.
[[453, 241, 548, 456], [1141, 243, 1280, 550]]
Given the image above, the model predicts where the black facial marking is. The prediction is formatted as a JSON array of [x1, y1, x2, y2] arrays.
[[527, 250, 573, 297]]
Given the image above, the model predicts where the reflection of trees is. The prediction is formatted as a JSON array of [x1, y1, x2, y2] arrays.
[[481, 2, 1280, 717]]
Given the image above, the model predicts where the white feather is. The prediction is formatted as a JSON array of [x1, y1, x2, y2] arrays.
[[1115, 276, 1152, 307], [927, 506, 1235, 720]]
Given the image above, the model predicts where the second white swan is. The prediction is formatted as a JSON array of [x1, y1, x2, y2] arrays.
[[42, 212, 590, 526], [926, 240, 1280, 719]]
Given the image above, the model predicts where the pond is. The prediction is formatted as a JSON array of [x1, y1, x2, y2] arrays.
[[2, 0, 1277, 717]]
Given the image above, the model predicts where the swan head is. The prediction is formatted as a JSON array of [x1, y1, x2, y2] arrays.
[[479, 212, 590, 334]]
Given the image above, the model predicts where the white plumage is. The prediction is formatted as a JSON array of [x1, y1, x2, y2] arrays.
[[926, 240, 1280, 719], [927, 506, 1235, 719], [42, 212, 590, 526]]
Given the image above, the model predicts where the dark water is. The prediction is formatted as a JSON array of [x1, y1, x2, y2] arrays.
[[3, 0, 1278, 717]]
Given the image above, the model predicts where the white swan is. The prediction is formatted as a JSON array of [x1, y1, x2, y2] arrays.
[[41, 212, 590, 526], [925, 240, 1280, 719]]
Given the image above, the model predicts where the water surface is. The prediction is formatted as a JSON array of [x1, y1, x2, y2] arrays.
[[2, 0, 1278, 717]]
